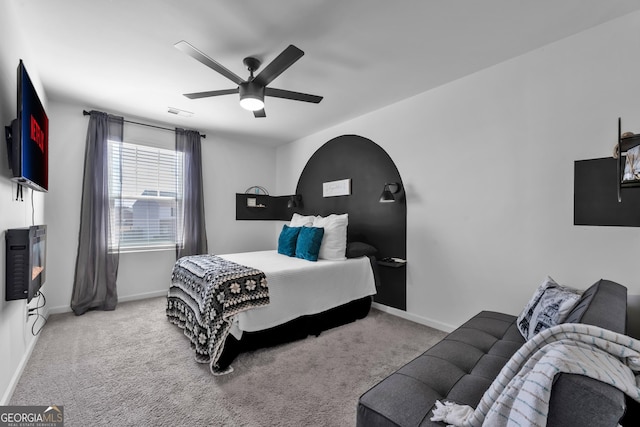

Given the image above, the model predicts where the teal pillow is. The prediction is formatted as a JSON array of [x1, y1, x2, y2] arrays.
[[295, 227, 324, 261], [278, 225, 301, 257]]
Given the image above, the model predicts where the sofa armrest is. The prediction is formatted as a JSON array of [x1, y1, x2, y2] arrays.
[[547, 373, 626, 426]]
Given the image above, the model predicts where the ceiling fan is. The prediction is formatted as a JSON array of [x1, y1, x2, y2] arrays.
[[175, 41, 323, 118]]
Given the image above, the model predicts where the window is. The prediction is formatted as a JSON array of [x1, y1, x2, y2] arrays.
[[108, 140, 183, 251]]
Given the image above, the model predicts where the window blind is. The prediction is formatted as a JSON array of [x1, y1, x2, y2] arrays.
[[108, 140, 183, 251]]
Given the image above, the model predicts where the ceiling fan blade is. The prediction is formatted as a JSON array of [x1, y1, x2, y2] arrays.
[[253, 109, 266, 118], [175, 40, 245, 86], [183, 88, 239, 99], [253, 45, 304, 87], [265, 87, 323, 103]]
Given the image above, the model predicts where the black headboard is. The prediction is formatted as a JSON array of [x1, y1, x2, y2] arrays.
[[294, 134, 407, 309]]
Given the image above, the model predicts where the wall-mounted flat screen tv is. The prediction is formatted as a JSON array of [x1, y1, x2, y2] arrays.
[[5, 60, 49, 192]]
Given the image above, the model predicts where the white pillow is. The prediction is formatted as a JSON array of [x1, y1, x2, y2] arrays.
[[289, 213, 316, 227], [312, 214, 348, 261], [516, 276, 582, 340]]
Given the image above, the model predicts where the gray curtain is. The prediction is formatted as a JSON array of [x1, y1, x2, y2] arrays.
[[176, 128, 208, 258], [71, 111, 123, 315]]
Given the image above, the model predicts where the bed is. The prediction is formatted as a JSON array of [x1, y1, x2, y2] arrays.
[[166, 242, 377, 374]]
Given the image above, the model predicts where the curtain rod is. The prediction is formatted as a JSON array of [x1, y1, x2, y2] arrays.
[[82, 110, 206, 139]]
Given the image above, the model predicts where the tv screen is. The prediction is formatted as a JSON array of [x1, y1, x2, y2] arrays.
[[7, 60, 49, 192]]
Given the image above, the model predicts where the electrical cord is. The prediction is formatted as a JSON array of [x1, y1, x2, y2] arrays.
[[29, 291, 47, 336]]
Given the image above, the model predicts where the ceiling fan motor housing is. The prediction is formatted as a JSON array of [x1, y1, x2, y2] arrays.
[[239, 81, 265, 110]]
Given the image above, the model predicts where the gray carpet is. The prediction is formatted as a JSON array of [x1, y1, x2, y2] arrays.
[[10, 297, 446, 427]]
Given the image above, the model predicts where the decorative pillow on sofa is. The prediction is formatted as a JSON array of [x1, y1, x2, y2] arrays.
[[277, 224, 301, 257], [516, 276, 582, 340], [295, 226, 325, 262], [312, 214, 348, 261]]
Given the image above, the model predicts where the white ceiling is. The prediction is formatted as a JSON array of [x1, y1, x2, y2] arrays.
[[10, 0, 640, 146]]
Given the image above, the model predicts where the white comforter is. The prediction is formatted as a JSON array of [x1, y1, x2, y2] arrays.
[[219, 250, 376, 336]]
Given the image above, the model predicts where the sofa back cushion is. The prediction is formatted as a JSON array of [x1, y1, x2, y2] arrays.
[[564, 279, 627, 334]]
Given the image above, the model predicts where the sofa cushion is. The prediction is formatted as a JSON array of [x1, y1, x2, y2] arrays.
[[357, 373, 442, 427], [565, 278, 627, 333], [357, 311, 524, 426], [446, 375, 494, 407], [470, 354, 510, 380], [397, 356, 464, 397], [547, 373, 627, 427]]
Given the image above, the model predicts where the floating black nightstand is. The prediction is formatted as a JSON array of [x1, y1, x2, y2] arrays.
[[377, 257, 407, 268]]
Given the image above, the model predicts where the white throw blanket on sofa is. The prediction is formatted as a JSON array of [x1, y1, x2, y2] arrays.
[[431, 323, 640, 427]]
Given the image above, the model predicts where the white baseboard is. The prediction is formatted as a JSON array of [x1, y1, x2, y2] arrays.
[[371, 302, 455, 333], [0, 323, 43, 405], [118, 290, 168, 303], [47, 290, 168, 315]]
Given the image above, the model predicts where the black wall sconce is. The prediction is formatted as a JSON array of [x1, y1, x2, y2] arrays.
[[379, 183, 401, 203], [287, 194, 302, 208]]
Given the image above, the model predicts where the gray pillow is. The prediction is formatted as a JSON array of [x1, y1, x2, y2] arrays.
[[346, 242, 377, 258]]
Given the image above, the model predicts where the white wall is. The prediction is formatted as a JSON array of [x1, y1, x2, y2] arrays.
[[44, 100, 278, 312], [277, 11, 640, 336], [0, 2, 48, 404]]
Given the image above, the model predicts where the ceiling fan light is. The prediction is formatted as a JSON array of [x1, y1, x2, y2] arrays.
[[239, 96, 264, 111], [239, 82, 265, 111]]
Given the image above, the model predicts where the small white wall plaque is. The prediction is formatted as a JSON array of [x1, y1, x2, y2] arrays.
[[323, 179, 351, 197]]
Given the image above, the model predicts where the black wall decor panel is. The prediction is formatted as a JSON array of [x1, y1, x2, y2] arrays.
[[296, 134, 407, 310], [574, 157, 640, 226]]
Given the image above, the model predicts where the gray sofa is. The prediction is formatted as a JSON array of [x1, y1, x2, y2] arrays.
[[357, 279, 631, 426]]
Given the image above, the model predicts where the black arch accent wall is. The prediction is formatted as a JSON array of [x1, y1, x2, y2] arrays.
[[295, 134, 407, 310]]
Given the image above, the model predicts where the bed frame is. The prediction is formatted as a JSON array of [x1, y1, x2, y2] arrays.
[[216, 295, 373, 369]]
